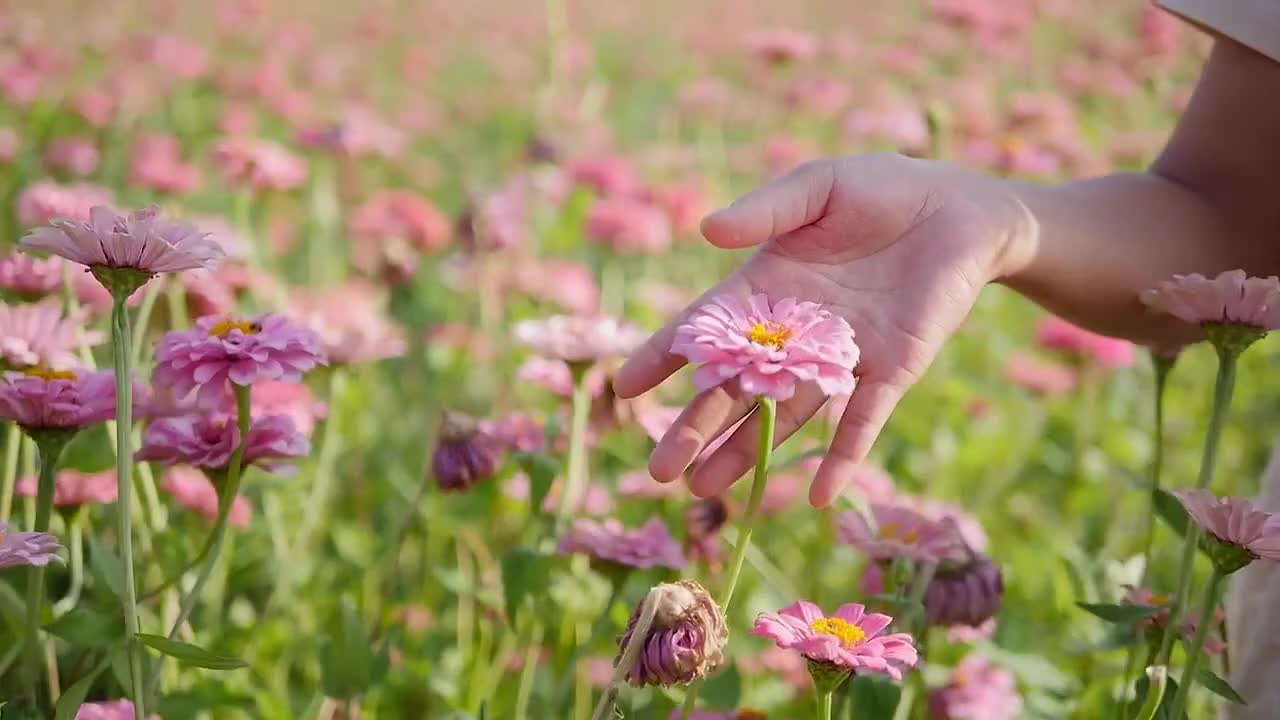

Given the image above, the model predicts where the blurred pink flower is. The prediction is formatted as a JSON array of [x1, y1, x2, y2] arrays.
[[74, 89, 116, 128], [503, 474, 613, 515], [642, 182, 706, 235], [1174, 490, 1280, 563], [211, 137, 307, 191], [753, 600, 917, 679], [16, 181, 113, 226], [671, 294, 859, 402], [44, 136, 100, 177], [297, 105, 407, 158], [1003, 352, 1075, 395], [568, 154, 638, 197], [762, 135, 816, 176], [349, 191, 451, 282], [844, 105, 930, 154], [162, 466, 251, 530], [0, 368, 116, 430], [557, 517, 686, 569], [0, 298, 100, 370], [928, 654, 1023, 720], [785, 76, 851, 117], [1123, 585, 1226, 654], [0, 522, 62, 568], [138, 412, 310, 473], [288, 283, 407, 365], [1036, 316, 1135, 367], [16, 469, 116, 506], [130, 133, 200, 195], [617, 470, 680, 499], [250, 380, 327, 436], [586, 196, 673, 255], [962, 136, 1060, 177], [637, 280, 692, 317], [903, 496, 990, 552], [21, 206, 224, 275], [0, 252, 63, 299], [946, 618, 996, 644], [514, 314, 644, 365], [517, 356, 575, 396], [482, 412, 546, 453], [426, 322, 493, 361], [140, 34, 209, 79], [837, 503, 967, 563], [1141, 270, 1280, 330], [1139, 5, 1181, 57], [153, 314, 325, 407], [745, 29, 819, 65], [511, 259, 600, 315]]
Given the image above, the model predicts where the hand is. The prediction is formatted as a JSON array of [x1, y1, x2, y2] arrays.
[[614, 153, 1033, 506]]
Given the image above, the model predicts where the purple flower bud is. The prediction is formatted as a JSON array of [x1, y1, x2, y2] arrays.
[[616, 581, 728, 687], [432, 412, 501, 492], [923, 550, 1003, 628], [685, 497, 731, 541]]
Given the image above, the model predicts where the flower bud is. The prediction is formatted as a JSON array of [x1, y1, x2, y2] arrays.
[[432, 412, 501, 492], [685, 497, 731, 540], [923, 550, 1003, 628], [616, 580, 728, 687]]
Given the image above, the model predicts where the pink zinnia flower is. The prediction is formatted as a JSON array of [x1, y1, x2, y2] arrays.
[[505, 475, 614, 516], [1174, 490, 1280, 571], [250, 380, 327, 436], [44, 136, 100, 177], [517, 356, 576, 396], [514, 314, 645, 365], [482, 412, 546, 453], [0, 252, 64, 299], [511, 259, 601, 316], [297, 105, 407, 159], [557, 517, 686, 569], [349, 191, 451, 281], [0, 368, 116, 429], [745, 29, 820, 65], [16, 181, 113, 226], [162, 466, 251, 530], [129, 133, 201, 195], [586, 197, 673, 255], [153, 314, 325, 407], [137, 412, 310, 474], [211, 136, 307, 191], [21, 205, 224, 275], [568, 154, 638, 197], [1036, 316, 1134, 367], [1122, 585, 1225, 655], [0, 522, 62, 568], [928, 654, 1023, 720], [1003, 352, 1075, 395], [16, 469, 117, 506], [1141, 270, 1280, 330], [0, 298, 101, 370], [752, 600, 918, 679], [837, 503, 967, 563], [288, 284, 406, 365], [671, 294, 859, 402]]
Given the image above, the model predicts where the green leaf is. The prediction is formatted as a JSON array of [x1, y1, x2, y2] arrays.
[[1198, 667, 1247, 705], [700, 666, 742, 710], [1077, 602, 1160, 624], [154, 683, 257, 717], [1153, 489, 1189, 536], [514, 452, 559, 517], [54, 657, 111, 720], [87, 533, 125, 601], [321, 600, 389, 700], [500, 547, 553, 622], [0, 580, 25, 635], [845, 674, 901, 719], [45, 608, 123, 649], [135, 633, 247, 670]]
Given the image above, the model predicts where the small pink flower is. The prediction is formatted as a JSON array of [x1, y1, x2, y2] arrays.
[[21, 205, 224, 274], [0, 252, 64, 299], [844, 105, 930, 154], [517, 356, 575, 396], [1174, 490, 1280, 562], [514, 315, 645, 365], [557, 517, 686, 569], [0, 298, 101, 370], [568, 154, 638, 197], [745, 29, 819, 65], [837, 503, 967, 564], [153, 314, 325, 407], [1004, 352, 1075, 395], [1123, 585, 1225, 655], [1036, 316, 1134, 367], [928, 654, 1023, 720], [129, 133, 201, 195], [44, 136, 100, 177], [137, 412, 310, 473], [250, 380, 327, 436], [0, 522, 62, 568], [586, 197, 672, 255], [946, 618, 997, 644], [617, 470, 681, 499], [1141, 270, 1280, 330], [74, 89, 116, 128], [511, 259, 600, 316], [0, 368, 116, 429], [16, 469, 117, 506], [671, 294, 859, 402], [16, 181, 113, 226], [211, 136, 307, 191], [482, 413, 546, 453], [161, 466, 251, 530], [297, 105, 407, 159], [288, 283, 406, 365], [752, 600, 918, 679], [349, 191, 451, 280]]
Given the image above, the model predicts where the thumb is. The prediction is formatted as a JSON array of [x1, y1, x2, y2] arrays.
[[700, 159, 836, 249]]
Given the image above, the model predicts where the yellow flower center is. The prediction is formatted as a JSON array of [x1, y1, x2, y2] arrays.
[[1148, 594, 1168, 606], [810, 617, 866, 647], [877, 522, 919, 543], [209, 319, 262, 337], [745, 321, 791, 350], [20, 367, 76, 381], [1000, 135, 1027, 155]]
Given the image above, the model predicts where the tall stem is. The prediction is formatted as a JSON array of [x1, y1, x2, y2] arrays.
[[111, 295, 147, 720], [681, 396, 777, 719], [514, 622, 545, 720], [0, 423, 20, 522], [53, 513, 85, 616], [590, 586, 662, 720], [22, 434, 68, 706], [816, 690, 833, 720], [292, 369, 346, 558], [557, 364, 592, 525], [1158, 350, 1235, 664], [1168, 570, 1225, 717], [147, 384, 251, 698]]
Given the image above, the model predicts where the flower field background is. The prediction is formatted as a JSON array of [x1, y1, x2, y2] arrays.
[[0, 0, 1270, 718]]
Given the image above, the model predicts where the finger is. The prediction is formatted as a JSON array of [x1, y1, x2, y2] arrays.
[[700, 159, 836, 249], [648, 383, 754, 483], [689, 384, 827, 498], [810, 379, 908, 507]]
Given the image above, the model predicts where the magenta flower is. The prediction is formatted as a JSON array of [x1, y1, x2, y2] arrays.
[[0, 368, 116, 430], [16, 469, 117, 506], [837, 503, 967, 564], [0, 252, 64, 299], [0, 299, 102, 370], [1174, 490, 1280, 572], [211, 136, 307, 191], [514, 314, 645, 365], [752, 600, 918, 679], [557, 517, 686, 569], [162, 466, 251, 530], [1036, 316, 1134, 368], [137, 412, 310, 474], [21, 206, 224, 275], [617, 580, 728, 687], [16, 181, 113, 226], [153, 314, 325, 407], [1142, 270, 1280, 330], [927, 655, 1023, 720], [0, 522, 62, 568], [924, 551, 1004, 628], [75, 700, 137, 720], [671, 294, 859, 401]]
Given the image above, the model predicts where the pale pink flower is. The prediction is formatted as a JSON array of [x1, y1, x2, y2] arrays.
[[505, 474, 613, 515], [1036, 316, 1135, 367], [161, 466, 251, 530], [1141, 270, 1280, 330], [962, 136, 1060, 177], [250, 380, 327, 436], [349, 191, 451, 281], [905, 497, 990, 553], [44, 136, 100, 177], [785, 76, 851, 117], [1123, 585, 1225, 655], [671, 294, 859, 401], [927, 654, 1023, 720], [557, 517, 686, 569], [211, 137, 307, 191], [514, 315, 645, 365], [762, 135, 816, 176], [73, 89, 116, 129], [0, 252, 64, 299], [1174, 490, 1280, 561], [1003, 352, 1075, 395], [642, 182, 706, 236], [140, 34, 209, 79], [16, 181, 113, 226], [153, 315, 325, 407], [0, 368, 116, 429], [0, 522, 62, 568], [946, 619, 996, 644], [844, 105, 930, 154], [288, 283, 406, 365], [482, 413, 546, 453], [586, 197, 672, 255], [129, 133, 200, 195], [517, 356, 575, 396], [753, 600, 918, 679], [511, 259, 600, 315], [16, 469, 116, 506], [297, 105, 407, 158], [837, 503, 967, 563], [137, 412, 310, 473], [745, 29, 819, 65], [21, 206, 224, 274], [0, 298, 101, 370], [568, 154, 638, 197]]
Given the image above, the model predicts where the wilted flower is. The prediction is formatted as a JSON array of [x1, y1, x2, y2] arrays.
[[162, 466, 251, 530], [927, 655, 1023, 720], [923, 549, 1003, 628], [0, 522, 62, 568], [16, 181, 113, 226], [0, 298, 101, 370], [558, 517, 686, 570], [1141, 270, 1280, 331], [752, 600, 918, 679], [211, 136, 307, 191], [0, 252, 64, 299], [617, 580, 728, 686], [1174, 490, 1280, 573], [289, 283, 407, 365], [433, 412, 502, 492], [671, 294, 859, 401], [1036, 316, 1134, 367], [153, 314, 325, 407], [0, 368, 116, 430], [16, 469, 117, 507], [837, 503, 967, 564], [514, 315, 645, 366]]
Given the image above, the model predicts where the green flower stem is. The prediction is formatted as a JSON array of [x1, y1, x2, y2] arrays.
[[1168, 569, 1225, 718], [1135, 666, 1169, 720], [514, 622, 545, 720], [129, 281, 162, 368], [22, 432, 70, 706], [52, 512, 84, 616], [591, 586, 662, 720], [111, 294, 148, 720], [146, 383, 251, 699], [557, 363, 593, 526], [165, 281, 189, 330], [0, 422, 20, 522], [889, 678, 918, 720], [292, 369, 346, 561], [817, 690, 833, 720], [682, 396, 778, 720], [1158, 348, 1236, 665]]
